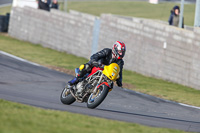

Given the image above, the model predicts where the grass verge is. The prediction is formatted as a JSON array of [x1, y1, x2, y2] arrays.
[[0, 5, 11, 15], [0, 2, 195, 26], [66, 1, 195, 26], [0, 34, 200, 107], [0, 99, 191, 133]]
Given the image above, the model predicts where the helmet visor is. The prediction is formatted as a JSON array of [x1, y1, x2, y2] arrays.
[[118, 50, 122, 55], [118, 50, 125, 58]]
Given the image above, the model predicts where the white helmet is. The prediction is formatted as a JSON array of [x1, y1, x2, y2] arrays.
[[112, 41, 126, 59]]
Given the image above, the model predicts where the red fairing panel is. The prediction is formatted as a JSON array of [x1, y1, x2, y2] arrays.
[[88, 67, 103, 77]]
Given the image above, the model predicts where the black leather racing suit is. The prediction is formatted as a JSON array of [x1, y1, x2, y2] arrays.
[[82, 48, 124, 87]]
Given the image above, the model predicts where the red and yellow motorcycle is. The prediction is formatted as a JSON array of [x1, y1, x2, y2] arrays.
[[60, 63, 120, 109]]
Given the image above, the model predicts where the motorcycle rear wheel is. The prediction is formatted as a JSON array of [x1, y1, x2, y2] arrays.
[[60, 87, 76, 105], [87, 85, 109, 109]]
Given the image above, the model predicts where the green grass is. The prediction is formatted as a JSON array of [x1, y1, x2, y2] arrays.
[[0, 34, 200, 107], [66, 1, 195, 26], [0, 4, 199, 133], [0, 34, 88, 70], [0, 99, 191, 133], [123, 70, 200, 106], [0, 6, 11, 15], [0, 2, 195, 26]]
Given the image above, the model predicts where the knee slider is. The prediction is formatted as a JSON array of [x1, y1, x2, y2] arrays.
[[79, 64, 85, 71]]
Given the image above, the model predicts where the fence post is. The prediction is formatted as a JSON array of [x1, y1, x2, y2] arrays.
[[64, 0, 67, 12], [91, 17, 101, 55], [179, 0, 184, 28], [194, 0, 200, 27]]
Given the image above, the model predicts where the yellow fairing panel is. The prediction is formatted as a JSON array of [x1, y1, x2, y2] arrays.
[[103, 63, 120, 81]]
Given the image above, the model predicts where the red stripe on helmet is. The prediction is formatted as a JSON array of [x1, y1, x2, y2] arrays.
[[116, 41, 125, 49]]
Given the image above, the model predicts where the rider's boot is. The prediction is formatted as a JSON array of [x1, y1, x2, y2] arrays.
[[68, 63, 91, 85], [68, 69, 86, 85], [68, 77, 79, 85]]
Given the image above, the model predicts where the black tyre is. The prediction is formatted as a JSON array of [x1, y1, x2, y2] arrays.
[[87, 85, 109, 109], [60, 87, 76, 105]]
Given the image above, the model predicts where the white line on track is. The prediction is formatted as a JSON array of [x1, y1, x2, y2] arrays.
[[0, 51, 41, 66], [122, 86, 200, 110]]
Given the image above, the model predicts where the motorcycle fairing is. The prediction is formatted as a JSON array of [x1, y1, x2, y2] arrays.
[[97, 82, 111, 88], [88, 67, 103, 77], [97, 82, 113, 92], [103, 63, 120, 81]]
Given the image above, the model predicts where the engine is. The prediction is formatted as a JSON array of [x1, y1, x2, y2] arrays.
[[75, 81, 86, 96], [75, 79, 98, 98]]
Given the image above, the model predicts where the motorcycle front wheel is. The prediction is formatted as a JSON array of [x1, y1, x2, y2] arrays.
[[87, 85, 109, 109], [60, 87, 76, 105]]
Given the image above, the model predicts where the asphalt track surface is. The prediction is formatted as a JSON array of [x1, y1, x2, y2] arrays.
[[0, 51, 200, 132]]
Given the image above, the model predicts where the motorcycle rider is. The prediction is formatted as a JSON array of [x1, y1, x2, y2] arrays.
[[68, 41, 126, 87]]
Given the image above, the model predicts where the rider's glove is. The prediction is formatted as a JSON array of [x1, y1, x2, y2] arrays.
[[116, 80, 122, 87]]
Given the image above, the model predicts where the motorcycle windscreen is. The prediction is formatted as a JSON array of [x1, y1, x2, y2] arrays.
[[102, 63, 120, 81]]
